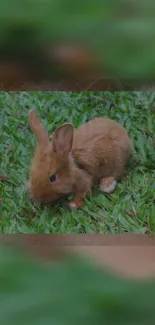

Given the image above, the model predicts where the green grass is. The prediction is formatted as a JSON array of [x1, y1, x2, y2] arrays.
[[0, 91, 155, 234]]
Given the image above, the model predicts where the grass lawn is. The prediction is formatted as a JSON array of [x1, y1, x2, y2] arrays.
[[0, 91, 155, 234]]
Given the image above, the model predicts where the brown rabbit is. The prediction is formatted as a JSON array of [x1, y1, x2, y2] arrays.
[[27, 110, 131, 208]]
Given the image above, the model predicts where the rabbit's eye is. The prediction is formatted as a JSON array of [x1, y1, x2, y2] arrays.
[[50, 174, 56, 183]]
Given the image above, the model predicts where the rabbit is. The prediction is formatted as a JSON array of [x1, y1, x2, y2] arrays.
[[27, 110, 131, 208]]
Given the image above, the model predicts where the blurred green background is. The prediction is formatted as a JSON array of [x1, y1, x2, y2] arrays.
[[1, 0, 155, 82]]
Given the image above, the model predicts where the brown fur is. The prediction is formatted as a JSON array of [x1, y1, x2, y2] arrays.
[[28, 110, 131, 208], [72, 117, 131, 180]]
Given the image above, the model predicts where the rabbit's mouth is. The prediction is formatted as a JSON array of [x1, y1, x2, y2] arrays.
[[48, 192, 74, 206]]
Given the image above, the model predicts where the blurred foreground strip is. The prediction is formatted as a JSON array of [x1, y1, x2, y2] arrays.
[[0, 235, 155, 279], [0, 243, 155, 324]]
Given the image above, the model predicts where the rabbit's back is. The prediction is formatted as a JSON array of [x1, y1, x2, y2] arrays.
[[72, 117, 131, 180]]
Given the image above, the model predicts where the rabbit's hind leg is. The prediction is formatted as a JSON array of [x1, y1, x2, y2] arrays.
[[99, 176, 117, 193]]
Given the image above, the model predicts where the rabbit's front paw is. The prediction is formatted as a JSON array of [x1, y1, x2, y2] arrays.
[[68, 198, 85, 209]]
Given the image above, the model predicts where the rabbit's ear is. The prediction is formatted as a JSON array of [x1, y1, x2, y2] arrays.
[[29, 110, 49, 146], [53, 123, 73, 157]]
